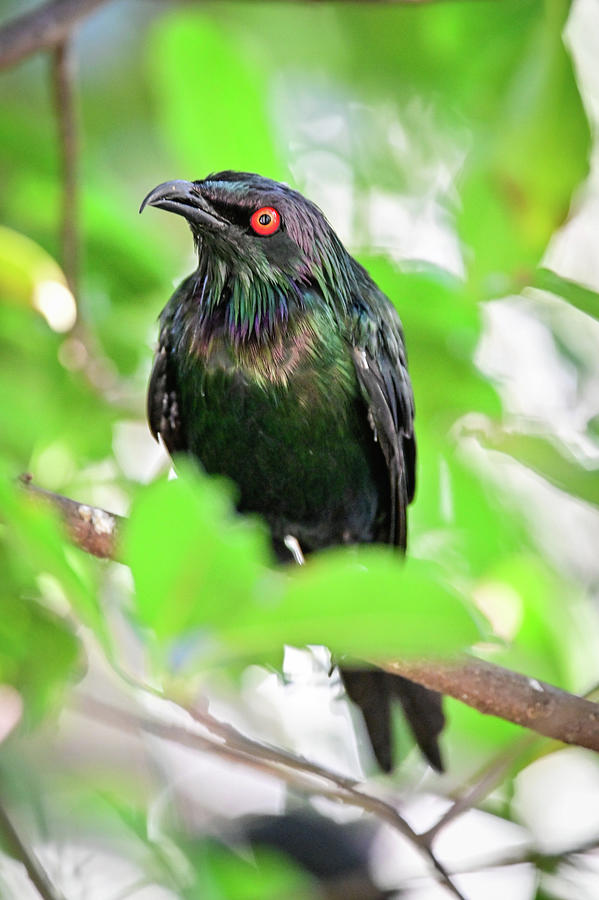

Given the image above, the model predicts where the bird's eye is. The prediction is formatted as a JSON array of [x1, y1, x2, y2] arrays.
[[250, 206, 280, 236]]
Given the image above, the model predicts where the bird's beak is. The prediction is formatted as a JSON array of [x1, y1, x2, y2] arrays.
[[139, 180, 227, 230]]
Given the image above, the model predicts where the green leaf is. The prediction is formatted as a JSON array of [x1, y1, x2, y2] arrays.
[[0, 479, 90, 723], [188, 842, 315, 900], [0, 224, 67, 309], [125, 467, 481, 665], [443, 697, 525, 764], [453, 1, 590, 292], [0, 474, 110, 649], [0, 304, 115, 471], [188, 0, 590, 291], [220, 548, 483, 661], [148, 13, 285, 179], [124, 464, 271, 641], [0, 588, 80, 726], [476, 553, 589, 688], [472, 426, 599, 509]]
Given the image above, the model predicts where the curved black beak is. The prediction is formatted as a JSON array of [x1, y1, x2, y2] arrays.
[[139, 180, 227, 230]]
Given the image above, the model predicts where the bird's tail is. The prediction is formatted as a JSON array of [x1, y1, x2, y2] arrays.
[[340, 668, 445, 773]]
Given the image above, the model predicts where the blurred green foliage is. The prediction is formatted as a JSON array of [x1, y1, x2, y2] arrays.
[[126, 465, 482, 664], [0, 0, 598, 896]]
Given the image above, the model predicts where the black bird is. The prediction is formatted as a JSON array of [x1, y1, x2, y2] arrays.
[[242, 810, 393, 899], [141, 172, 444, 772]]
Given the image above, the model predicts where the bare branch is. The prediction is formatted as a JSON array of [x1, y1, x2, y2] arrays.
[[412, 836, 599, 880], [183, 704, 470, 892], [0, 0, 112, 71], [187, 697, 360, 791], [76, 692, 465, 899], [425, 734, 537, 842], [0, 796, 66, 900], [103, 659, 465, 895], [384, 658, 599, 753], [20, 475, 122, 559]]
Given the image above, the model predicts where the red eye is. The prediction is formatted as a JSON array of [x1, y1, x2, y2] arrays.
[[250, 206, 280, 236]]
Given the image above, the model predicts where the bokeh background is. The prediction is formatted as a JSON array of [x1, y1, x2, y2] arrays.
[[1, 0, 599, 897]]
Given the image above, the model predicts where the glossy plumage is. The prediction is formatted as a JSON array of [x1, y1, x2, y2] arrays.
[[142, 171, 444, 772]]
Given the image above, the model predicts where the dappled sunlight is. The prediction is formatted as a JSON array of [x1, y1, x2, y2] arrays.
[[33, 279, 77, 333]]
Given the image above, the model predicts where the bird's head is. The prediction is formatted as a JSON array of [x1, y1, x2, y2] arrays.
[[140, 171, 352, 302]]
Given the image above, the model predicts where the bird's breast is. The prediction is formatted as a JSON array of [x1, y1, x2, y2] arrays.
[[193, 314, 327, 391], [176, 316, 388, 554]]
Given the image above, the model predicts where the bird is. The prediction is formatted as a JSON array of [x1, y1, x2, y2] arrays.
[[140, 171, 445, 772], [240, 810, 392, 899]]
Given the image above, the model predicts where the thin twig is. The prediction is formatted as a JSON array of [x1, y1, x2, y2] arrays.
[[91, 662, 465, 895], [184, 697, 460, 891], [51, 39, 78, 297], [109, 664, 446, 871], [425, 734, 537, 843], [425, 678, 599, 843], [187, 699, 360, 791], [407, 836, 599, 881], [0, 797, 66, 900], [151, 696, 453, 884], [75, 693, 466, 899]]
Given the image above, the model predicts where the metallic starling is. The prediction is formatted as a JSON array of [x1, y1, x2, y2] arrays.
[[140, 172, 445, 772]]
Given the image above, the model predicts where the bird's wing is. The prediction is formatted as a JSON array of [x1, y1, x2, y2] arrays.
[[147, 327, 186, 455], [346, 294, 446, 772], [350, 291, 416, 549]]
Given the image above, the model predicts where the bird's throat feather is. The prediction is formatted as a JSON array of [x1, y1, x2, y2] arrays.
[[168, 265, 346, 390]]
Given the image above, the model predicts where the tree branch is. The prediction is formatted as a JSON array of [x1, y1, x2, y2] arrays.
[[20, 477, 599, 755], [108, 662, 467, 893], [20, 475, 123, 559], [0, 796, 66, 900], [383, 658, 599, 753], [75, 692, 465, 899], [0, 0, 112, 71], [424, 734, 536, 843]]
